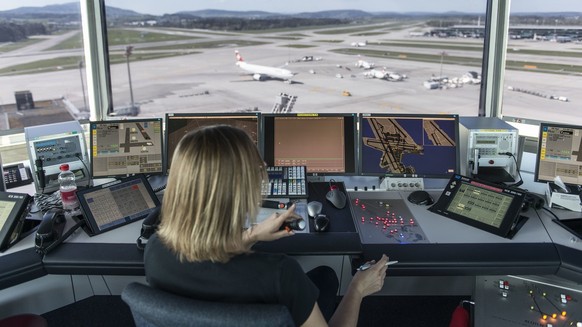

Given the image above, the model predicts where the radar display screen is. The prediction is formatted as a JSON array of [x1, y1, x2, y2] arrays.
[[429, 174, 526, 238], [165, 113, 260, 173], [262, 113, 357, 175], [359, 113, 459, 178]]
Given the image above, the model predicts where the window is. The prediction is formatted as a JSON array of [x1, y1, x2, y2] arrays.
[[504, 0, 582, 127], [102, 1, 486, 118], [0, 1, 89, 134]]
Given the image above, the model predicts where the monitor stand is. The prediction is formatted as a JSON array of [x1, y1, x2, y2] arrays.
[[474, 167, 515, 184]]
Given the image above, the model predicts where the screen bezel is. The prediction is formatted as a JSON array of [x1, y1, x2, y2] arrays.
[[76, 175, 160, 235], [89, 118, 164, 179], [0, 192, 31, 251], [428, 174, 526, 238], [534, 122, 582, 187], [164, 112, 262, 174], [358, 113, 460, 178], [261, 113, 358, 176]]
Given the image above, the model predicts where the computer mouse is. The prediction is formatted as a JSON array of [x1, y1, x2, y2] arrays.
[[307, 201, 323, 217], [314, 214, 330, 232], [407, 190, 434, 206], [326, 187, 346, 209]]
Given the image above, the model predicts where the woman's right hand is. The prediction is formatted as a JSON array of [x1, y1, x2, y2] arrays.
[[350, 254, 389, 297], [245, 204, 302, 244]]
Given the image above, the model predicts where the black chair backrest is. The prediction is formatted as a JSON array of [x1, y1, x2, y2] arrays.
[[121, 282, 295, 327]]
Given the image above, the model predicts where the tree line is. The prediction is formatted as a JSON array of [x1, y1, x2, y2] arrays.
[[131, 16, 348, 31], [0, 22, 47, 42]]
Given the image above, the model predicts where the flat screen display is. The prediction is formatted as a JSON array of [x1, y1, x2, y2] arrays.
[[429, 174, 526, 238], [90, 119, 164, 178], [535, 122, 582, 187], [359, 113, 459, 178], [76, 175, 160, 235], [165, 112, 260, 173], [262, 113, 357, 175]]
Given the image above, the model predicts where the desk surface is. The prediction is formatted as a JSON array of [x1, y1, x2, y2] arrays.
[[2, 181, 582, 290]]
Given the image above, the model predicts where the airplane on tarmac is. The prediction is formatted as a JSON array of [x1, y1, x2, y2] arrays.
[[362, 68, 407, 81], [235, 50, 296, 83], [351, 40, 367, 47], [355, 58, 375, 69]]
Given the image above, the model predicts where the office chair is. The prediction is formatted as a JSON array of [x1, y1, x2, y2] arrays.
[[121, 282, 295, 327], [0, 314, 47, 327]]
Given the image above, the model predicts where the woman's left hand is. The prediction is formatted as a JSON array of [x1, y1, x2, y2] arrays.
[[245, 204, 302, 244]]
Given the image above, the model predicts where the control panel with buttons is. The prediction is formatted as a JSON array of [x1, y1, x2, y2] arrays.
[[380, 177, 424, 191], [475, 275, 582, 327], [261, 166, 307, 198]]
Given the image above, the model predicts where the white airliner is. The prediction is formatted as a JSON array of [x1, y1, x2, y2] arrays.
[[235, 50, 296, 83], [355, 59, 375, 69]]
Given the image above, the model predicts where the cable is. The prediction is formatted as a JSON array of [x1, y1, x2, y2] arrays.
[[34, 191, 63, 213], [40, 219, 86, 255], [498, 152, 523, 187], [152, 183, 166, 193], [75, 153, 91, 187]]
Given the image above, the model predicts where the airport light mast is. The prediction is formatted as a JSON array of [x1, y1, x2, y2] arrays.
[[439, 51, 447, 79], [124, 45, 135, 111]]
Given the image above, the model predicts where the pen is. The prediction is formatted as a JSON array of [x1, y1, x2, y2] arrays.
[[357, 260, 399, 271]]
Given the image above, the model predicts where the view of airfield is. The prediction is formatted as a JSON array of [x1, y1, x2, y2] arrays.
[[0, 2, 581, 133]]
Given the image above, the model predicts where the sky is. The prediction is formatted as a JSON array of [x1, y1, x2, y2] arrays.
[[1, 0, 582, 15]]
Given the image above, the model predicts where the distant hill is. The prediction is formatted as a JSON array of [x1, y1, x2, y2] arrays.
[[291, 10, 374, 19], [176, 9, 280, 18], [0, 2, 81, 15], [0, 2, 143, 19], [0, 3, 580, 21]]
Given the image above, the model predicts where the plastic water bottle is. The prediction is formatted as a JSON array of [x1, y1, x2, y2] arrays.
[[58, 164, 81, 216]]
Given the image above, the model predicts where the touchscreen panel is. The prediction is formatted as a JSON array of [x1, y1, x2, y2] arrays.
[[429, 174, 526, 238], [76, 175, 160, 235]]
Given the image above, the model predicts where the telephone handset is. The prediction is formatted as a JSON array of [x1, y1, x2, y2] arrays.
[[35, 208, 66, 254], [137, 206, 160, 250]]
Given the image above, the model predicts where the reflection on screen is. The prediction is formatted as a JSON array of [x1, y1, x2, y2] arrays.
[[359, 114, 459, 178], [81, 178, 157, 232], [446, 182, 512, 228], [90, 119, 164, 178], [165, 113, 260, 172], [0, 200, 16, 230], [536, 123, 582, 186], [262, 114, 357, 174]]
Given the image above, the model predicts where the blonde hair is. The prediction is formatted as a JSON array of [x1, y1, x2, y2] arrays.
[[158, 125, 265, 263]]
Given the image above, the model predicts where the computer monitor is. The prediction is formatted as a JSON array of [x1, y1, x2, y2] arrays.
[[359, 113, 459, 178], [262, 113, 357, 175], [89, 118, 164, 178], [535, 122, 582, 187], [165, 112, 261, 173]]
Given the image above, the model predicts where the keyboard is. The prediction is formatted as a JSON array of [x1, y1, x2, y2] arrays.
[[262, 166, 307, 198]]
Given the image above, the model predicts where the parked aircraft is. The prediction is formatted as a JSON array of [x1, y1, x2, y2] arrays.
[[363, 68, 407, 81], [235, 50, 296, 83], [355, 58, 375, 69], [351, 40, 367, 47]]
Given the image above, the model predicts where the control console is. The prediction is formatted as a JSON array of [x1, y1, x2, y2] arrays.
[[349, 191, 429, 244], [261, 166, 307, 198], [475, 275, 581, 327], [380, 177, 424, 191]]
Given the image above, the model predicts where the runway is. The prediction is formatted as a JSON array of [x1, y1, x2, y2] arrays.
[[0, 23, 579, 125]]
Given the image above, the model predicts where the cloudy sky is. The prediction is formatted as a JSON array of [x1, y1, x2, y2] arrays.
[[1, 0, 581, 15]]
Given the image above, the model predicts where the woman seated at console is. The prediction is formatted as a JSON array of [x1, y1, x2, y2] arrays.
[[144, 125, 390, 327]]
